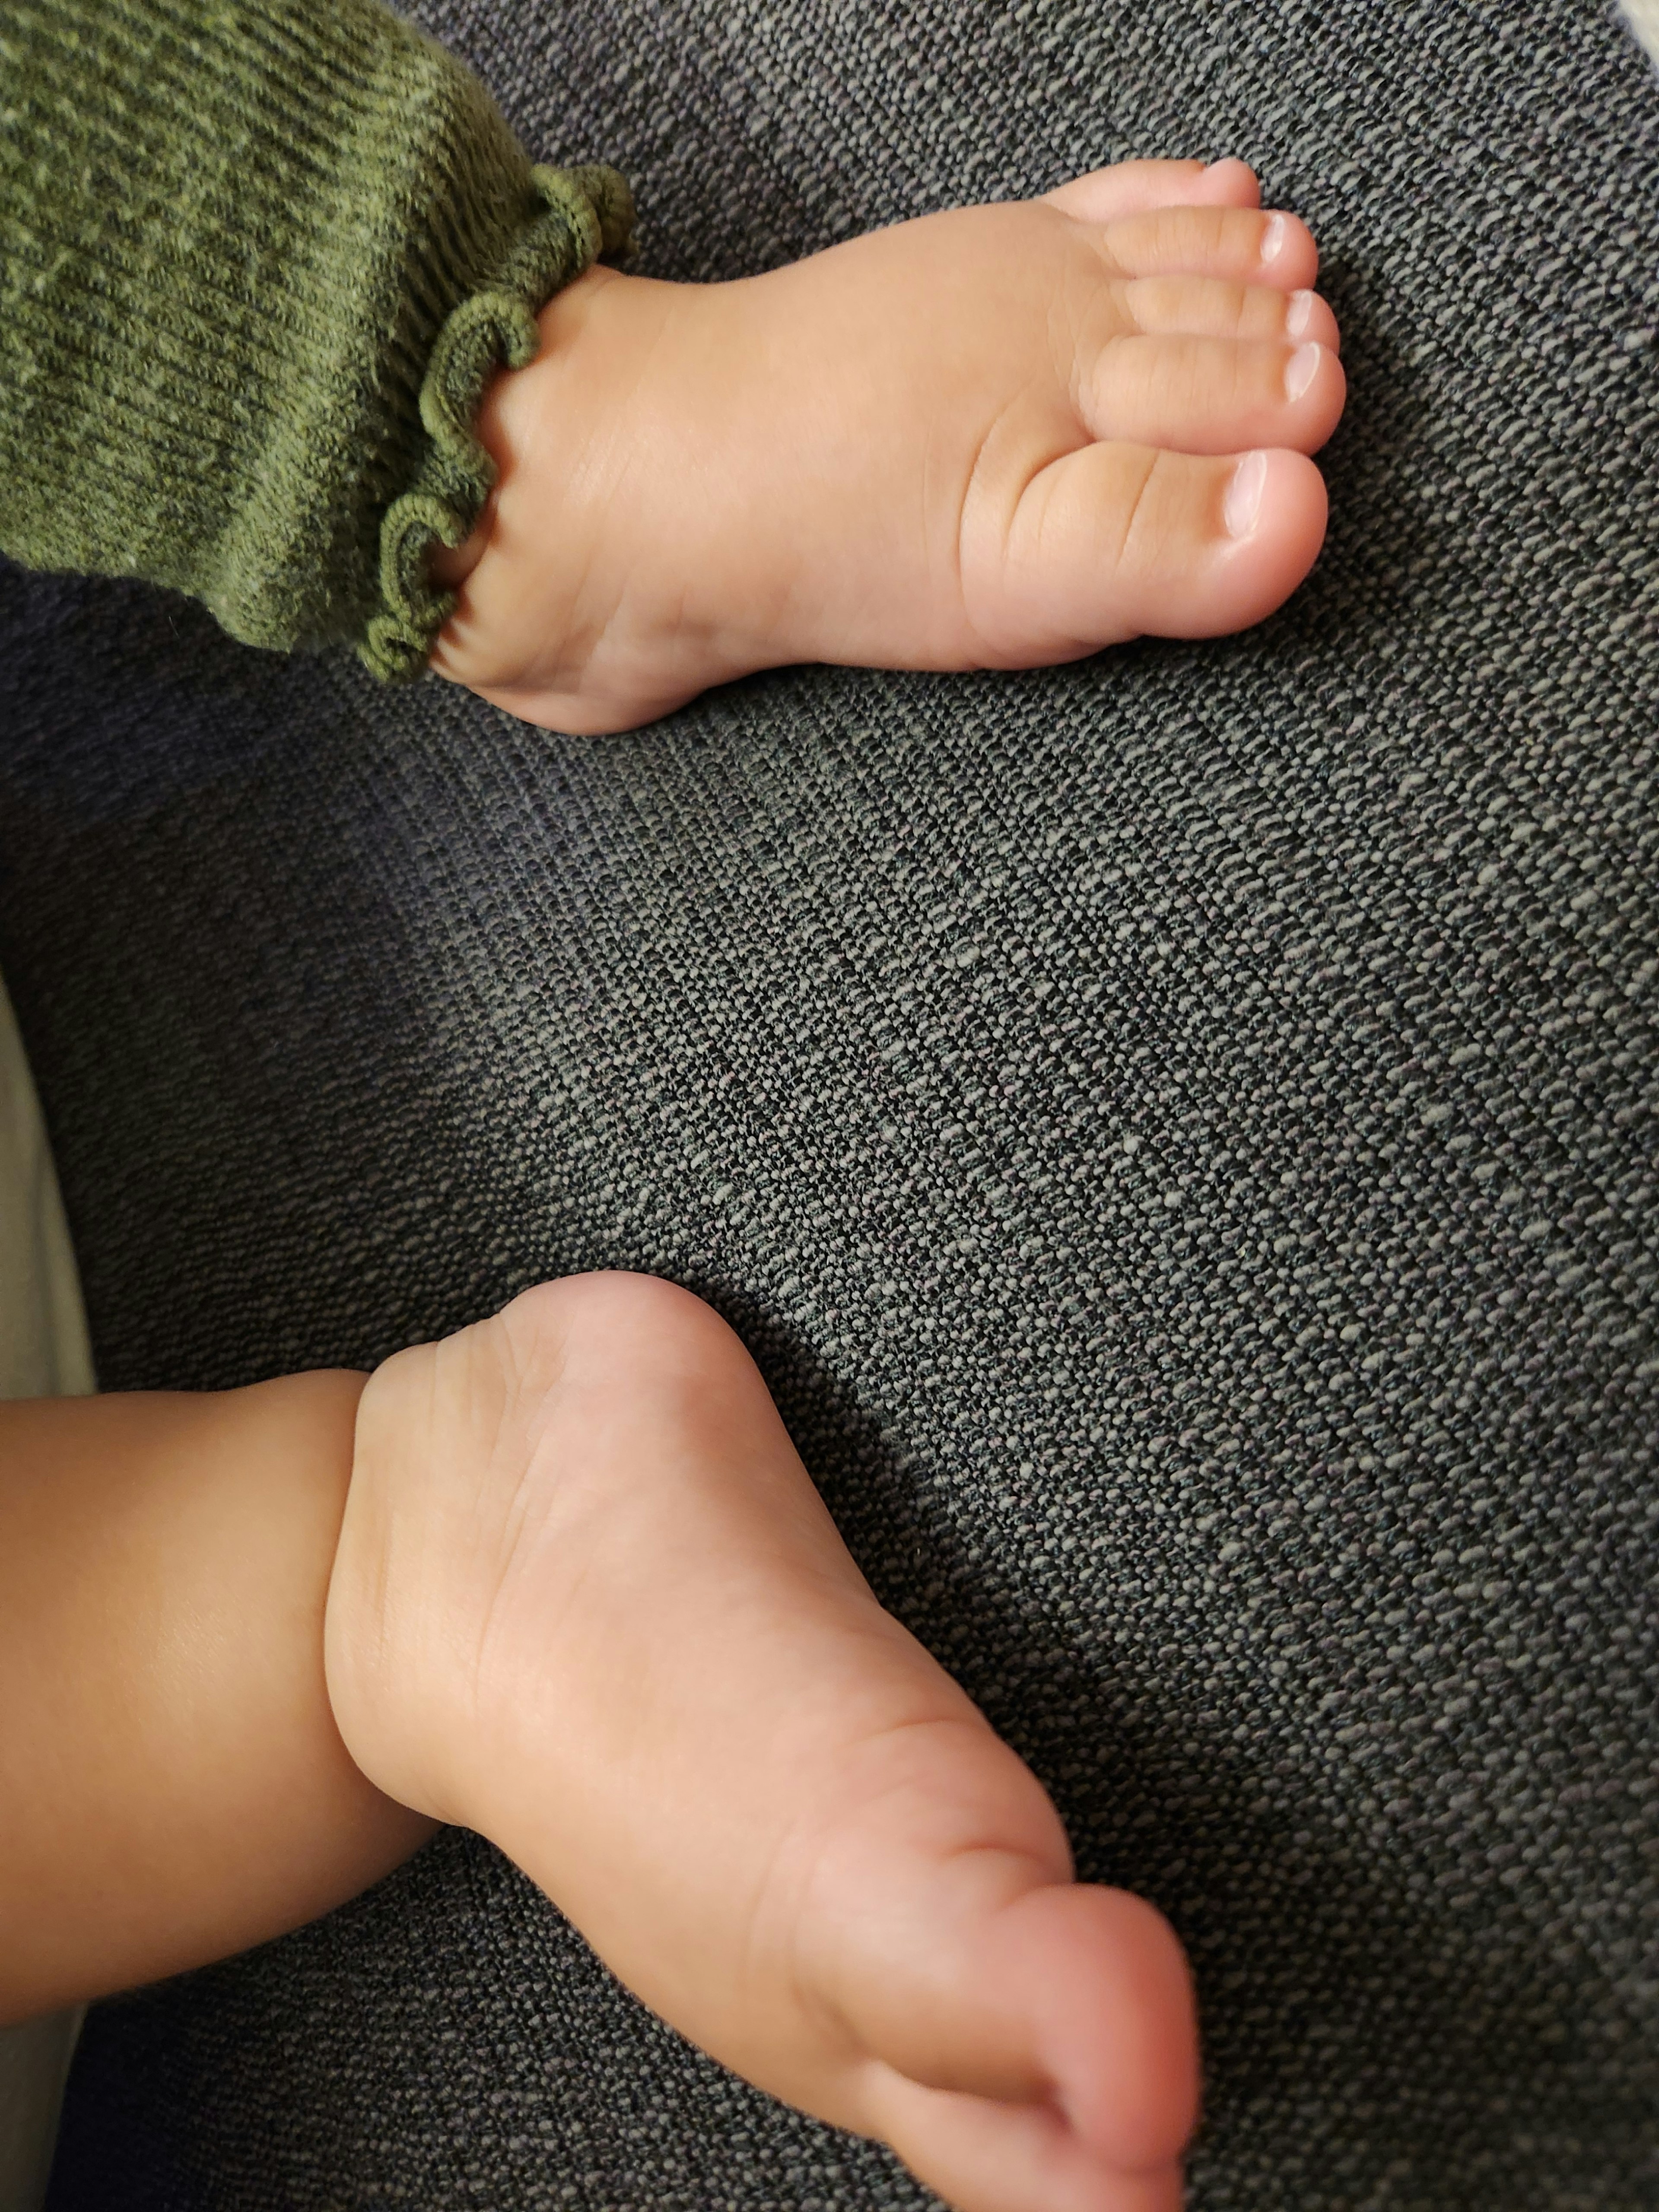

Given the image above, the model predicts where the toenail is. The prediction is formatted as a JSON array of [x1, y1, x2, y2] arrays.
[[1224, 451, 1268, 538], [1286, 289, 1316, 338], [1285, 342, 1321, 400], [1260, 213, 1287, 263]]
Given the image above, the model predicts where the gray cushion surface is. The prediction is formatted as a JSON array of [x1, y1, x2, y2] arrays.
[[1, 0, 1655, 2204]]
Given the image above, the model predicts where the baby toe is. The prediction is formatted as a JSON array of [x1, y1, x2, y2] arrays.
[[868, 2073, 1187, 2212], [990, 442, 1328, 654], [858, 1880, 1195, 2212], [1083, 332, 1345, 456], [1121, 273, 1341, 354], [1041, 154, 1262, 224], [1098, 202, 1319, 290], [1009, 1885, 1199, 2173]]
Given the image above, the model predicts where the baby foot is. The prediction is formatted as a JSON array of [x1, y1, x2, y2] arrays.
[[325, 1275, 1198, 2212], [432, 156, 1342, 734]]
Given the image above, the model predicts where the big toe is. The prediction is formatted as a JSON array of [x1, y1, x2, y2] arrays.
[[983, 442, 1328, 657], [1004, 1884, 1199, 2170], [851, 1880, 1197, 2212], [803, 1733, 1199, 2209]]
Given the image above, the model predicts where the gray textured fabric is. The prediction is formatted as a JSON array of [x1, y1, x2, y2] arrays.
[[0, 0, 1655, 2205]]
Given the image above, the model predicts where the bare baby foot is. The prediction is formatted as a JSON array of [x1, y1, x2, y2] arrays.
[[325, 1275, 1198, 2212], [432, 156, 1342, 734]]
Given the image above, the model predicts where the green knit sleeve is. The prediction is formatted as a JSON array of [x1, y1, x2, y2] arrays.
[[0, 0, 633, 678]]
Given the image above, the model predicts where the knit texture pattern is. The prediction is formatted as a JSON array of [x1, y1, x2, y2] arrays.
[[0, 0, 632, 672], [0, 0, 1655, 2208]]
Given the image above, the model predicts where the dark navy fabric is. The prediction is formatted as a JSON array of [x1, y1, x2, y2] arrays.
[[1, 0, 1655, 2203]]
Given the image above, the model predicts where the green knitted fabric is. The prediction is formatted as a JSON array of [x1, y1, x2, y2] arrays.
[[0, 0, 633, 676]]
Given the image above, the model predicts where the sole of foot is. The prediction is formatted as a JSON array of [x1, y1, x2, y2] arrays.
[[327, 1274, 1199, 2212]]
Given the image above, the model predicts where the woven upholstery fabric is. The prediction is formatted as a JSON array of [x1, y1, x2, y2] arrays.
[[1, 0, 1655, 2203]]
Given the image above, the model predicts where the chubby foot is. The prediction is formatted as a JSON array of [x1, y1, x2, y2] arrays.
[[432, 155, 1342, 734], [325, 1275, 1197, 2212]]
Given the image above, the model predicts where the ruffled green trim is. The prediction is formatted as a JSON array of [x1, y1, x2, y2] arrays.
[[361, 161, 634, 681]]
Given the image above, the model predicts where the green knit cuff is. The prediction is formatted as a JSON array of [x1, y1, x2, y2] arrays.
[[0, 0, 635, 675], [363, 160, 633, 683]]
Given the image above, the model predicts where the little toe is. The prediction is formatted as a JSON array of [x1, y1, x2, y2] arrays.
[[990, 442, 1328, 654], [1098, 202, 1319, 290], [1042, 154, 1260, 225], [1122, 273, 1341, 354], [1083, 333, 1345, 456]]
